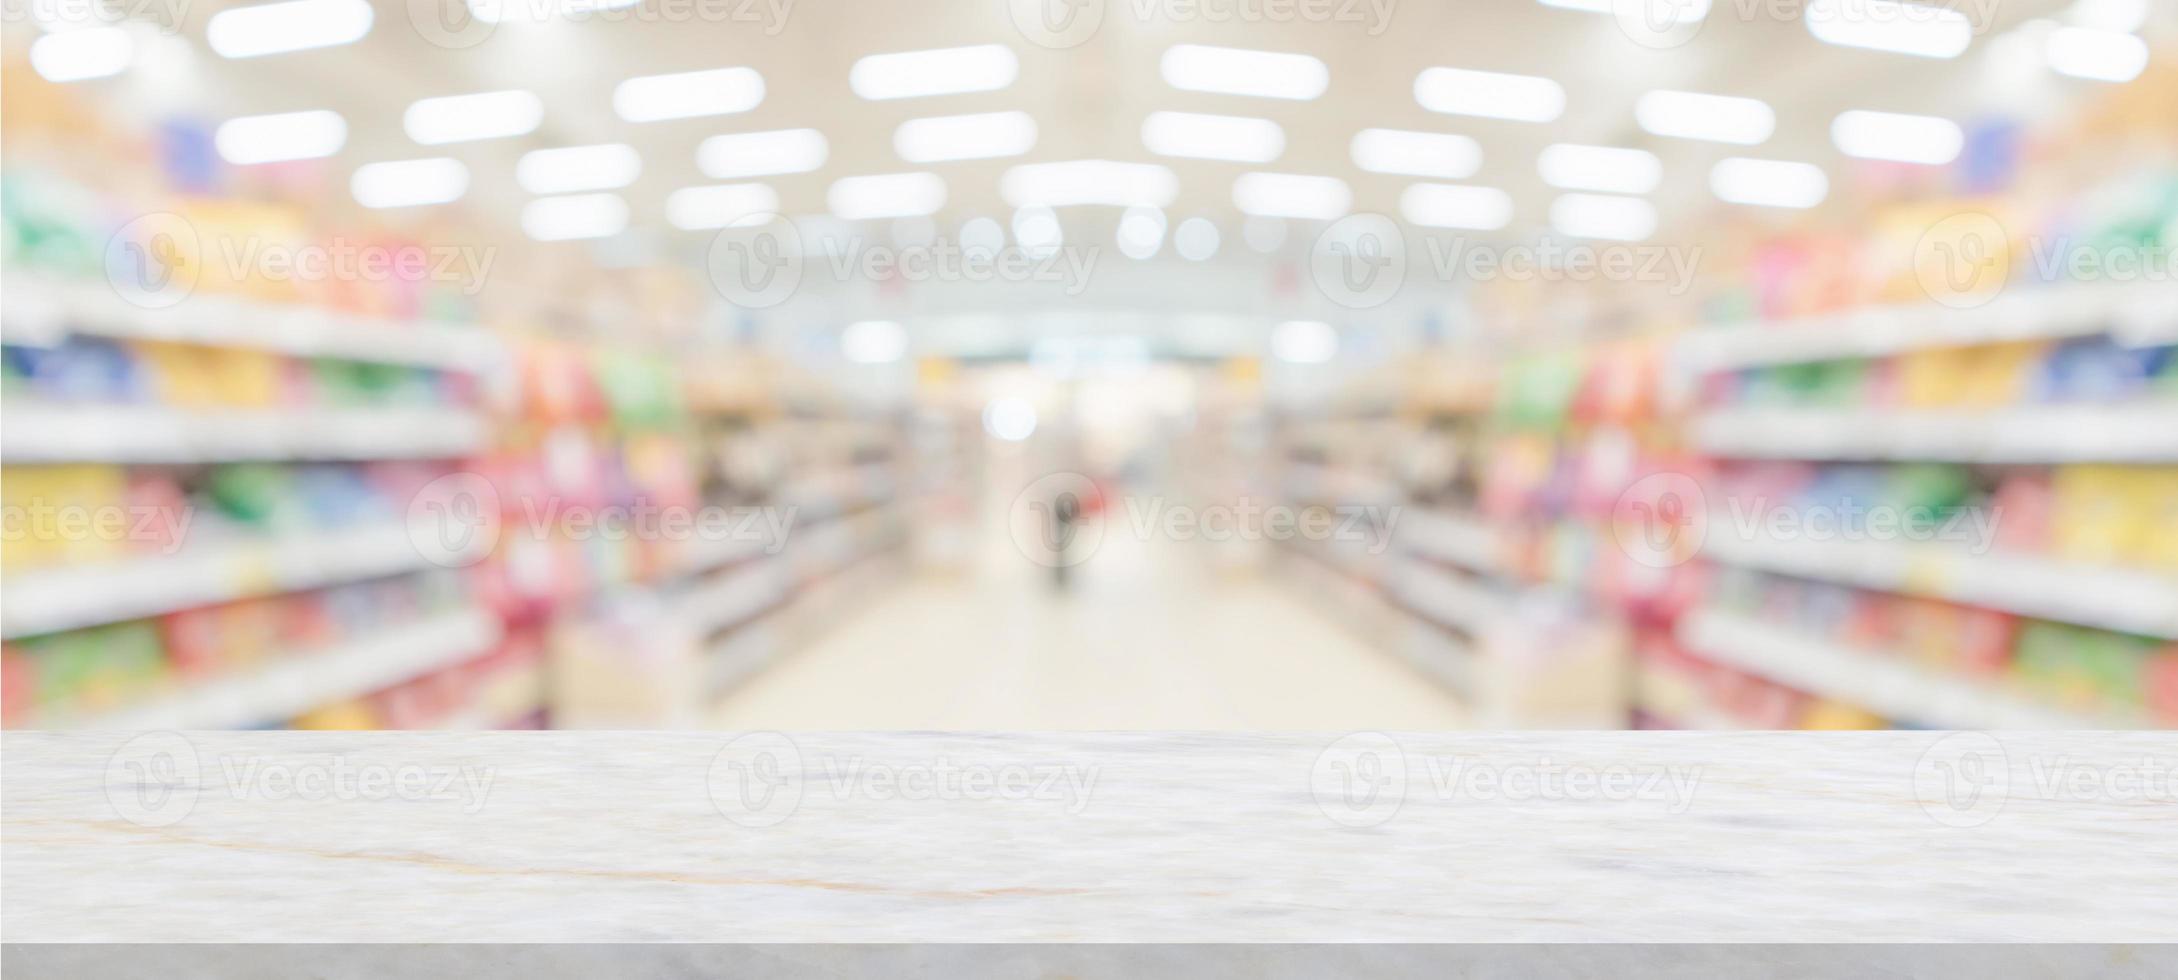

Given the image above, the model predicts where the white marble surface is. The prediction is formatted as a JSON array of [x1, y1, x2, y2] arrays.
[[5, 731, 2176, 942]]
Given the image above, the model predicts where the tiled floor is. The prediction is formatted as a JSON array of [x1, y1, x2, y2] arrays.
[[711, 526, 1468, 729]]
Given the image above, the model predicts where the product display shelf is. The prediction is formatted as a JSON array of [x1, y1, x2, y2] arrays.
[[1, 275, 503, 373], [1, 520, 486, 640], [1679, 606, 2151, 729], [1, 403, 492, 463], [20, 606, 501, 729], [1673, 282, 2178, 375], [1690, 402, 2178, 463], [1699, 530, 2178, 640]]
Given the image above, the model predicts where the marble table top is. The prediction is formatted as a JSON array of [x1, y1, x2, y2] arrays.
[[5, 731, 2174, 942]]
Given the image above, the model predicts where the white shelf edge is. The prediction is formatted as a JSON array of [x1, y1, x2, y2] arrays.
[[1699, 530, 2178, 639], [1, 276, 502, 373], [25, 607, 502, 729], [1675, 283, 2175, 374], [1, 521, 484, 639], [1679, 607, 2150, 730], [1, 404, 491, 463], [1690, 403, 2178, 464]]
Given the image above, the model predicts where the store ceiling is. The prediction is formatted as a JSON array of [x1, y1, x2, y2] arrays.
[[39, 0, 2119, 260]]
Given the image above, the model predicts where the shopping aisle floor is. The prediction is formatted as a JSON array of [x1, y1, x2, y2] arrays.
[[712, 524, 1467, 729]]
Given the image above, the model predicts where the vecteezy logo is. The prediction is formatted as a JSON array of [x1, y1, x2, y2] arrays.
[[706, 212, 804, 309], [105, 212, 199, 310], [1007, 471, 1105, 569], [1610, 0, 1709, 50], [1006, 0, 1103, 48], [405, 472, 501, 568], [708, 732, 804, 827], [1915, 211, 2010, 310], [106, 731, 200, 828], [1310, 213, 1405, 309], [1312, 732, 1405, 828], [407, 0, 499, 49], [1913, 732, 2010, 828], [1611, 471, 1708, 569]]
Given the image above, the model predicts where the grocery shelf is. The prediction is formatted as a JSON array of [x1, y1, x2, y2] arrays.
[[2, 276, 502, 372], [1679, 607, 2148, 729], [25, 607, 501, 729], [1699, 531, 2178, 639], [1, 520, 485, 639], [2, 403, 491, 463], [1690, 403, 2178, 463], [1388, 556, 1511, 637], [678, 559, 789, 635], [1396, 508, 1501, 573], [1674, 283, 2178, 373], [1633, 664, 1750, 731]]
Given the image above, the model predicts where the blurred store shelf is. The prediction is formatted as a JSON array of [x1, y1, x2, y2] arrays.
[[1700, 531, 2178, 640], [1675, 284, 2178, 373], [1, 404, 491, 463], [1679, 607, 2146, 729], [1691, 403, 2178, 463], [23, 606, 500, 729], [1, 521, 482, 639], [2, 276, 502, 373], [1395, 508, 1502, 574]]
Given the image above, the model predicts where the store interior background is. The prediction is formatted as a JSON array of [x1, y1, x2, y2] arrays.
[[4, 0, 2176, 730]]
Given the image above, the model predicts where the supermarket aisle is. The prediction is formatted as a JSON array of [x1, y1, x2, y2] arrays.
[[711, 527, 1467, 729]]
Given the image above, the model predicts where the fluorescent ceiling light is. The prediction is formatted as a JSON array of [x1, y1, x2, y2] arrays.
[[613, 67, 764, 122], [1232, 173, 1351, 221], [1805, 0, 1973, 58], [698, 129, 828, 179], [522, 194, 629, 241], [207, 0, 373, 59], [1550, 193, 1658, 240], [1414, 67, 1565, 122], [999, 160, 1179, 208], [1160, 44, 1329, 100], [895, 111, 1038, 163], [842, 320, 908, 364], [1710, 157, 1830, 208], [1271, 320, 1338, 364], [1539, 144, 1663, 194], [1831, 110, 1964, 164], [404, 91, 543, 145], [850, 44, 1018, 100], [1350, 129, 1482, 179], [829, 173, 947, 220], [216, 110, 347, 165], [516, 144, 641, 195], [1399, 184, 1514, 230], [351, 158, 468, 208], [1141, 111, 1285, 163], [28, 26, 132, 82], [666, 184, 781, 230], [1635, 90, 1775, 144], [2044, 27, 2150, 81]]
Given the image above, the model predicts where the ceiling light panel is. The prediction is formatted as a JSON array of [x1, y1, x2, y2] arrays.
[[1831, 110, 1964, 164], [850, 44, 1018, 100], [1400, 184, 1515, 230], [1415, 67, 1566, 122], [613, 67, 764, 122], [207, 0, 374, 59], [1350, 129, 1482, 179], [1710, 157, 1830, 208], [216, 110, 347, 164], [829, 172, 948, 220], [1141, 111, 1285, 163], [1634, 90, 1775, 144], [1538, 144, 1663, 194], [1160, 44, 1329, 100], [1805, 0, 1973, 58], [404, 91, 544, 145], [895, 111, 1038, 163], [1232, 173, 1351, 220], [522, 194, 630, 241], [999, 160, 1180, 208], [516, 144, 642, 195], [698, 129, 829, 179], [1550, 193, 1658, 240], [351, 158, 468, 209]]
